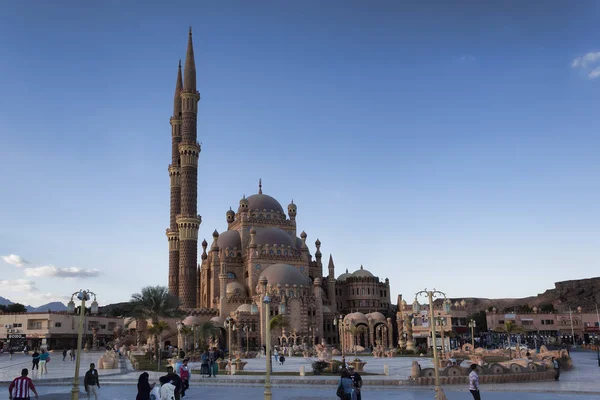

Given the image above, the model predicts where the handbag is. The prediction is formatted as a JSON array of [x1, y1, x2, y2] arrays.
[[336, 379, 344, 398]]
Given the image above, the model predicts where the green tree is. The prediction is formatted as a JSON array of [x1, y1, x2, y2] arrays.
[[179, 325, 193, 351], [196, 322, 219, 351], [147, 321, 170, 370], [540, 303, 556, 313], [5, 303, 27, 313], [129, 286, 184, 361], [493, 320, 527, 357]]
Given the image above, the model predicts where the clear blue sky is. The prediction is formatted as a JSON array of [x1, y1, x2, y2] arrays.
[[1, 1, 599, 307]]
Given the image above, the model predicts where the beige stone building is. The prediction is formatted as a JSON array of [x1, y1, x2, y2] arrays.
[[0, 312, 124, 351], [163, 30, 394, 351]]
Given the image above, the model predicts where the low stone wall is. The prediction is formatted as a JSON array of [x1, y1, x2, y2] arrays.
[[414, 370, 555, 385]]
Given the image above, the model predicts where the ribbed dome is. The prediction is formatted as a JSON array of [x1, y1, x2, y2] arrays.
[[226, 282, 247, 296], [210, 316, 225, 326], [352, 265, 373, 278], [259, 263, 309, 286], [218, 230, 242, 249], [344, 312, 368, 326], [255, 227, 295, 247], [247, 194, 284, 214], [367, 312, 386, 323]]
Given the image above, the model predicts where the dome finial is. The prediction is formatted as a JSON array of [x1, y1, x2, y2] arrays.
[[258, 178, 262, 194], [360, 264, 363, 270]]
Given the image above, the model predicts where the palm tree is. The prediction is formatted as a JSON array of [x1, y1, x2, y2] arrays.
[[147, 321, 170, 370], [196, 322, 219, 351], [179, 325, 193, 352], [129, 286, 184, 361], [493, 321, 527, 357], [269, 314, 287, 337]]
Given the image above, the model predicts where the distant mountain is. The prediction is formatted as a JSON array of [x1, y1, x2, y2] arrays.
[[0, 296, 13, 306], [26, 302, 67, 312], [0, 296, 66, 312]]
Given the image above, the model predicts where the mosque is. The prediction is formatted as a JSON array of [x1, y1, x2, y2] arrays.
[[165, 29, 394, 351]]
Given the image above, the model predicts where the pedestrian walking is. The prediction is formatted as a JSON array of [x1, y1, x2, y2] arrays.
[[38, 350, 49, 375], [8, 368, 39, 400], [31, 350, 40, 371], [9, 348, 14, 360], [84, 363, 100, 400], [337, 369, 353, 400], [279, 354, 285, 365], [552, 357, 560, 381], [136, 372, 155, 400], [70, 348, 75, 362], [208, 348, 215, 377], [273, 348, 278, 365], [179, 359, 190, 397], [348, 365, 363, 400], [62, 349, 67, 361], [469, 363, 481, 400]]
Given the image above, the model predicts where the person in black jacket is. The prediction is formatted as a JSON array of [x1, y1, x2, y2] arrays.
[[84, 363, 100, 400], [136, 372, 155, 400], [159, 366, 182, 400]]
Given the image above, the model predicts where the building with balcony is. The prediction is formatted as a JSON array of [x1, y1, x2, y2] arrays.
[[0, 312, 124, 351]]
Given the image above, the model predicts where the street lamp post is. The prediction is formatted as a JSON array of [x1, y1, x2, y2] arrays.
[[66, 290, 98, 400], [414, 289, 450, 400], [436, 315, 446, 357], [468, 319, 477, 351], [242, 325, 252, 355], [263, 292, 272, 400], [224, 317, 235, 371]]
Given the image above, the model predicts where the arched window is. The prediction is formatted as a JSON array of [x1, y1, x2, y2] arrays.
[[227, 272, 236, 279]]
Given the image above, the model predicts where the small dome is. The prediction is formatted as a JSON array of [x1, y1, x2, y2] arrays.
[[183, 315, 202, 326], [218, 230, 242, 250], [367, 312, 386, 323], [201, 239, 208, 247], [344, 312, 368, 326], [259, 263, 309, 286], [210, 316, 225, 326], [247, 194, 284, 214], [337, 269, 352, 281], [322, 305, 332, 314], [352, 265, 373, 278], [254, 227, 295, 247], [236, 304, 252, 313], [300, 231, 307, 239], [239, 196, 249, 207], [226, 282, 247, 296], [314, 277, 322, 286]]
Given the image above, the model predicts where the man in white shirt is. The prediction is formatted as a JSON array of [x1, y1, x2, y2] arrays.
[[468, 363, 481, 400]]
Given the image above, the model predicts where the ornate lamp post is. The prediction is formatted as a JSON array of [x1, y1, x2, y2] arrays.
[[334, 315, 346, 365], [468, 319, 477, 351], [243, 325, 252, 354], [414, 289, 450, 400], [436, 315, 446, 357], [263, 291, 273, 400], [224, 317, 235, 369], [66, 289, 98, 400]]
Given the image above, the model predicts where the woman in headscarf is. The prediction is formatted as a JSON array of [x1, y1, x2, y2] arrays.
[[136, 372, 155, 400]]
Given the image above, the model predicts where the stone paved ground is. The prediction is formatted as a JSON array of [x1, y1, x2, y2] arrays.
[[30, 385, 600, 400], [1, 349, 599, 396]]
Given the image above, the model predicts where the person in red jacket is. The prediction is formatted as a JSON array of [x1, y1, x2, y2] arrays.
[[9, 368, 39, 400]]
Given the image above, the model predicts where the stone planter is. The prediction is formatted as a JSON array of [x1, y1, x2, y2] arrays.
[[217, 360, 229, 371], [235, 361, 247, 371]]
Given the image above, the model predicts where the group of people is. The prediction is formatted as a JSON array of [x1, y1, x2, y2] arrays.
[[136, 358, 190, 400]]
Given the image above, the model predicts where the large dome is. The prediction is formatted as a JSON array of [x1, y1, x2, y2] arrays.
[[218, 230, 242, 249], [366, 312, 386, 323], [255, 227, 295, 247], [247, 194, 284, 214], [352, 265, 373, 278], [259, 263, 309, 286]]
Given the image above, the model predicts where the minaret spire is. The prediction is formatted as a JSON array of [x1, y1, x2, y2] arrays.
[[184, 27, 196, 91], [173, 60, 183, 117], [258, 178, 262, 194]]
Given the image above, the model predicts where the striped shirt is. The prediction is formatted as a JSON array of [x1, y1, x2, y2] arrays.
[[469, 370, 479, 391], [9, 376, 36, 398]]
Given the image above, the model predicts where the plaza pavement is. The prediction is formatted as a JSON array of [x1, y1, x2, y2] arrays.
[[0, 349, 598, 397]]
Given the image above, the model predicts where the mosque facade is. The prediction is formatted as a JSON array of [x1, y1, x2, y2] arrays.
[[166, 30, 394, 351]]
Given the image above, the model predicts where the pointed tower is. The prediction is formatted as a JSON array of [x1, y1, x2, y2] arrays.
[[328, 254, 337, 313], [176, 27, 202, 308], [167, 60, 184, 296]]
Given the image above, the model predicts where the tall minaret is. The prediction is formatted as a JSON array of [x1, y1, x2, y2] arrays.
[[176, 27, 201, 308], [328, 254, 337, 313], [166, 60, 183, 296]]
